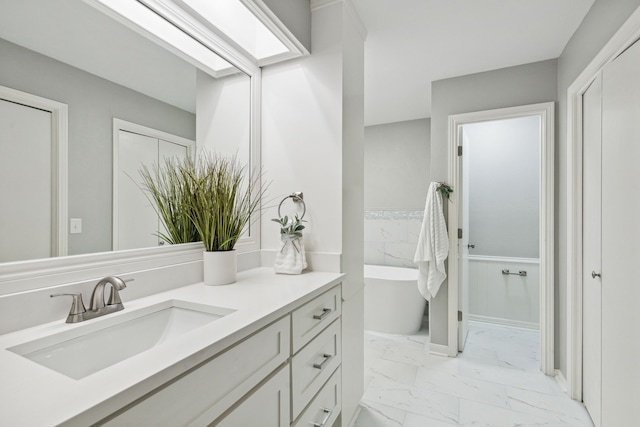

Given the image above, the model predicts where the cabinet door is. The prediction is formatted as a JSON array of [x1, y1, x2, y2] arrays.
[[291, 318, 341, 418], [103, 317, 290, 427], [600, 38, 640, 425], [214, 366, 290, 427]]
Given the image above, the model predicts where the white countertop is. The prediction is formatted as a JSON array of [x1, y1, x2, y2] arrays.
[[0, 268, 344, 426]]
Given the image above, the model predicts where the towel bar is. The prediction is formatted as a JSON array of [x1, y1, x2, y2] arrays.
[[502, 269, 527, 277]]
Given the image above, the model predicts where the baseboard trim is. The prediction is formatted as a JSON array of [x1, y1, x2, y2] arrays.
[[344, 406, 361, 427], [429, 342, 450, 357], [555, 369, 569, 393], [468, 314, 539, 330]]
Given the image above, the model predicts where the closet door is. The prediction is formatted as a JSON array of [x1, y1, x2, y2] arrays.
[[0, 99, 52, 262], [582, 74, 602, 427], [157, 139, 189, 244], [600, 39, 640, 425], [116, 130, 160, 250]]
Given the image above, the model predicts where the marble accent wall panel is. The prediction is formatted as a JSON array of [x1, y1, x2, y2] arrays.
[[364, 211, 423, 268]]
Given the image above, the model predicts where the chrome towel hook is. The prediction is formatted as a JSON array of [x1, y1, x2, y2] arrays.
[[278, 192, 306, 219]]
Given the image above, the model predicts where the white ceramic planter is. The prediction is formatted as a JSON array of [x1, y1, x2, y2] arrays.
[[203, 250, 237, 286]]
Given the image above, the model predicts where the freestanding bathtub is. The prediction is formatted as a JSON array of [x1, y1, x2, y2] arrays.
[[364, 265, 426, 335]]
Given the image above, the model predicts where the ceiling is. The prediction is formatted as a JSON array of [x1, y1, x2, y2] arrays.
[[351, 0, 595, 126]]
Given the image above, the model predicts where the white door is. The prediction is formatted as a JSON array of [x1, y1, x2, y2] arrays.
[[116, 131, 191, 251], [117, 130, 160, 250], [157, 139, 189, 244], [458, 129, 470, 350], [599, 38, 640, 425], [582, 73, 602, 427], [0, 99, 52, 262]]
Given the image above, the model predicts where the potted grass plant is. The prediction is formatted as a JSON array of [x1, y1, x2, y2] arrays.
[[139, 157, 200, 245], [140, 151, 264, 285], [190, 152, 263, 285]]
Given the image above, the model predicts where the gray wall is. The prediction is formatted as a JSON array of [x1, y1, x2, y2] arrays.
[[365, 118, 431, 210], [263, 0, 311, 53], [466, 116, 540, 259], [0, 38, 196, 256], [556, 0, 640, 377], [430, 59, 557, 346]]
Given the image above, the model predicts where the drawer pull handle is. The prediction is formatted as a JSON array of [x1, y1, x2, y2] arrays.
[[312, 408, 332, 427], [313, 353, 333, 370], [313, 308, 332, 320]]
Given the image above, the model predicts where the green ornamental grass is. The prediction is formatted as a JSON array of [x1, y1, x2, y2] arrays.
[[140, 151, 264, 251]]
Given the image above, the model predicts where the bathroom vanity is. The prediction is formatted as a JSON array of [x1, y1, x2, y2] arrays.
[[0, 269, 344, 426]]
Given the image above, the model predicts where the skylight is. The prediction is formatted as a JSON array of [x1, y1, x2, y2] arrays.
[[180, 0, 289, 61]]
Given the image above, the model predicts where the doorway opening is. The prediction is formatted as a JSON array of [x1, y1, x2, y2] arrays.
[[447, 103, 555, 376]]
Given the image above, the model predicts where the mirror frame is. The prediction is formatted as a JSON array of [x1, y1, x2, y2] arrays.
[[0, 0, 263, 295]]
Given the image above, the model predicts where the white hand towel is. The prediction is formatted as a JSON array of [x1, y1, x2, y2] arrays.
[[414, 182, 449, 300]]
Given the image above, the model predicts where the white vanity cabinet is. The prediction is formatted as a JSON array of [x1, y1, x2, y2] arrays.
[[102, 316, 291, 426], [99, 284, 342, 427], [215, 366, 291, 427], [290, 285, 342, 426]]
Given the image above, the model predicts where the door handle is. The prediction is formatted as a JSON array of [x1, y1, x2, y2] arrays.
[[467, 244, 475, 249], [591, 271, 601, 279]]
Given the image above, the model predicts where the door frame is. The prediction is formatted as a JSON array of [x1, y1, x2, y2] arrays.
[[566, 4, 640, 401], [0, 85, 68, 257], [447, 102, 555, 376]]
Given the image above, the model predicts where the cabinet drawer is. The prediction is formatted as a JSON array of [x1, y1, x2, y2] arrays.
[[103, 316, 290, 427], [214, 365, 290, 427], [291, 319, 341, 419], [292, 285, 341, 353], [293, 367, 341, 427]]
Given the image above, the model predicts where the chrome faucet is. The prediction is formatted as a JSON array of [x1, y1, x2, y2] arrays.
[[51, 276, 131, 323]]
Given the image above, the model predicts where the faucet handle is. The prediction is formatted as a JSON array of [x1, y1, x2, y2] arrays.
[[51, 293, 87, 316]]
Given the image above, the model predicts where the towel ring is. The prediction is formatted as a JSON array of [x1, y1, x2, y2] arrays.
[[278, 192, 306, 219]]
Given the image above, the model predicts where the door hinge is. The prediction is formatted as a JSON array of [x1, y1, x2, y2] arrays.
[[458, 310, 463, 321], [458, 146, 463, 156], [458, 228, 462, 239]]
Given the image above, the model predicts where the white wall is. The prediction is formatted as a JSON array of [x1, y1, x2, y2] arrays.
[[364, 118, 430, 269], [196, 70, 251, 167], [364, 118, 430, 210], [429, 59, 557, 346], [261, 6, 343, 255], [261, 3, 365, 425], [468, 257, 540, 329], [465, 116, 540, 259], [341, 5, 365, 423]]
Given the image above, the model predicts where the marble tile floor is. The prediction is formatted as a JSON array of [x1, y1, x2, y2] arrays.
[[355, 321, 594, 427]]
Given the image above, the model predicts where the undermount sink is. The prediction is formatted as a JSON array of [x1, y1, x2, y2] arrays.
[[9, 300, 235, 380]]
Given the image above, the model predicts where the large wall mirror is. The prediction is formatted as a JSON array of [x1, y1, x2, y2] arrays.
[[0, 0, 260, 274]]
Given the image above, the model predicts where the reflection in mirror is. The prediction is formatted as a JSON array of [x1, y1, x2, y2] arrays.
[[0, 0, 251, 263]]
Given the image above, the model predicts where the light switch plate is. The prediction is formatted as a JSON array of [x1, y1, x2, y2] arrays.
[[70, 218, 82, 234]]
